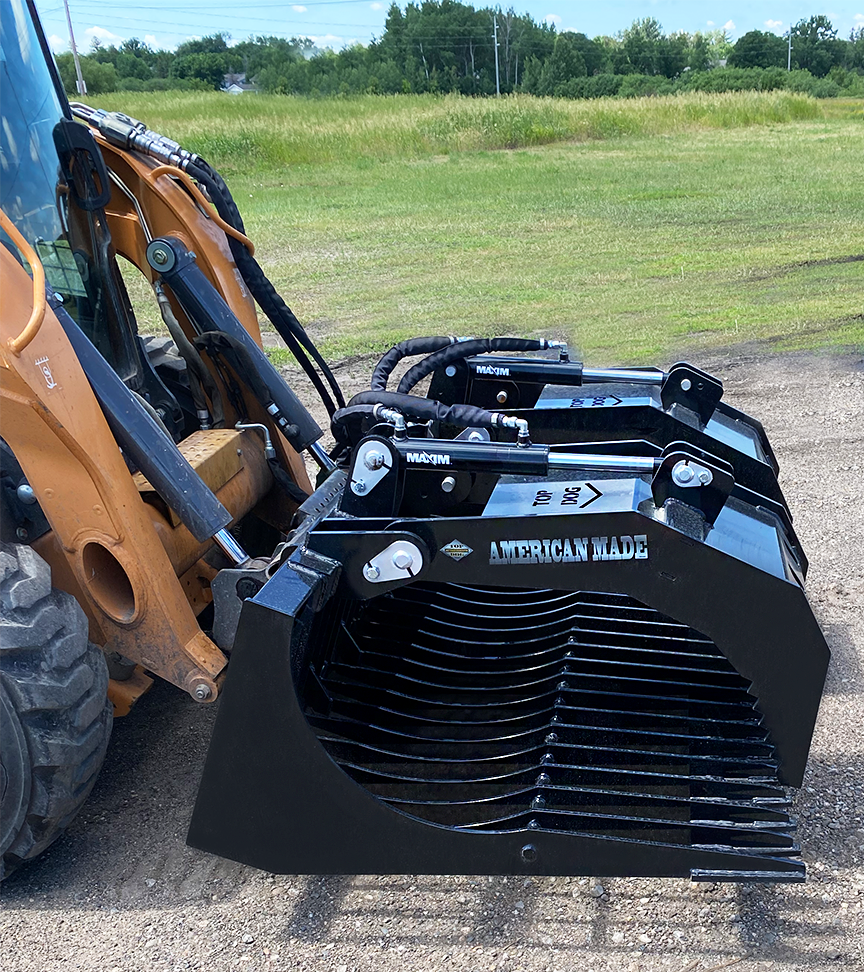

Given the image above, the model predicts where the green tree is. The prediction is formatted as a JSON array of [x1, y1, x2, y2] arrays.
[[170, 52, 230, 89], [55, 53, 118, 94], [531, 32, 587, 95], [791, 16, 842, 77], [621, 17, 663, 75], [175, 33, 230, 56], [846, 26, 864, 72], [116, 51, 152, 80], [728, 30, 788, 69]]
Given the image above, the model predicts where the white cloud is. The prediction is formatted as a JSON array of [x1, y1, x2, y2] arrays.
[[144, 34, 158, 46], [765, 19, 783, 30], [855, 13, 864, 22], [370, 2, 383, 8], [706, 21, 715, 27], [544, 13, 562, 26], [723, 20, 736, 32], [47, 33, 67, 53], [292, 5, 307, 11], [309, 33, 344, 47], [85, 25, 124, 46]]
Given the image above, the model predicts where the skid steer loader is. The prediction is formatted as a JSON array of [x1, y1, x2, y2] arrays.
[[1, 0, 828, 883]]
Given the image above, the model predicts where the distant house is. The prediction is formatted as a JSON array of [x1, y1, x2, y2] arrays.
[[222, 72, 258, 94]]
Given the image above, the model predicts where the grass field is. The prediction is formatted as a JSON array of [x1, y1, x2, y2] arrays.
[[95, 91, 864, 363]]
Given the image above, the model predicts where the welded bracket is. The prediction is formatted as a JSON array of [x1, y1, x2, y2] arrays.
[[660, 362, 724, 425], [362, 539, 425, 584], [341, 436, 401, 517], [651, 442, 734, 527]]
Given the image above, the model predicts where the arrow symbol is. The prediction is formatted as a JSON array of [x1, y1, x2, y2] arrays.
[[580, 483, 603, 508], [608, 395, 622, 406]]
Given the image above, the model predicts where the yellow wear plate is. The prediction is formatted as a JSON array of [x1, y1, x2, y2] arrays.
[[133, 429, 245, 527]]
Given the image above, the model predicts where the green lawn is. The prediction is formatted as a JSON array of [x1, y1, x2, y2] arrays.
[[100, 92, 863, 364]]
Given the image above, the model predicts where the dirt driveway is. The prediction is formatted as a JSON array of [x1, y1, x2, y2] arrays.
[[1, 348, 863, 972]]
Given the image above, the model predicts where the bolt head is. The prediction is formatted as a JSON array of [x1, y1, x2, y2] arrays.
[[441, 475, 456, 493], [392, 549, 414, 570], [16, 483, 37, 505], [698, 469, 713, 485], [496, 390, 508, 404], [363, 450, 385, 470], [151, 247, 169, 266], [363, 564, 380, 581], [16, 527, 28, 541], [680, 377, 692, 392], [467, 431, 484, 442], [352, 479, 367, 494], [445, 365, 457, 377], [672, 462, 695, 485], [194, 683, 211, 701]]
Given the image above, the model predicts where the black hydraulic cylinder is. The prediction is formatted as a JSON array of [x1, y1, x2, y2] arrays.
[[391, 438, 658, 477], [54, 300, 232, 543], [146, 237, 322, 452]]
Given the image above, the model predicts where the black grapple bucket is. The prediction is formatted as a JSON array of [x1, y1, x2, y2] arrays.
[[189, 429, 828, 882]]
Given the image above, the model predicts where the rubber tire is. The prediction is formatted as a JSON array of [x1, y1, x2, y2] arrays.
[[0, 542, 113, 880]]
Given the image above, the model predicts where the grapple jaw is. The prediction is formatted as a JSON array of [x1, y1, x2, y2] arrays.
[[189, 429, 828, 882]]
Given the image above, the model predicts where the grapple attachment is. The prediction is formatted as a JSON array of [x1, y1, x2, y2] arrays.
[[190, 395, 828, 881]]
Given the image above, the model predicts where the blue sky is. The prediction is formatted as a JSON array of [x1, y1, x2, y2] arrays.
[[37, 0, 864, 54]]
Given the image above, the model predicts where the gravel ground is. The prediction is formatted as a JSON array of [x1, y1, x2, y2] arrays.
[[1, 347, 862, 972]]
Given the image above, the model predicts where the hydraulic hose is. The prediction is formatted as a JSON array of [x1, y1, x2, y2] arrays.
[[153, 281, 225, 428], [396, 337, 548, 395], [185, 161, 345, 416], [332, 390, 528, 445], [370, 336, 470, 392], [194, 331, 300, 443]]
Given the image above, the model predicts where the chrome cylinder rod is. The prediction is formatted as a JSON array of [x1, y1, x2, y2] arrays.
[[548, 453, 657, 474], [213, 529, 250, 566], [581, 367, 664, 385]]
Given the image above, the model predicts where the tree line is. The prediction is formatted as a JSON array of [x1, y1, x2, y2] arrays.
[[56, 4, 864, 99]]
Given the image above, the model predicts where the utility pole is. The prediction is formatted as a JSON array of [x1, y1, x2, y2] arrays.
[[493, 15, 500, 97], [62, 0, 86, 94], [787, 28, 792, 71]]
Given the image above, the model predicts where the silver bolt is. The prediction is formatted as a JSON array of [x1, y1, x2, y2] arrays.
[[672, 461, 695, 486], [16, 484, 37, 505], [363, 450, 386, 470], [441, 475, 456, 493], [496, 390, 508, 404], [468, 431, 484, 442], [352, 480, 367, 494], [392, 549, 414, 570], [194, 683, 211, 701], [363, 564, 380, 581], [445, 365, 457, 377], [680, 378, 692, 392], [698, 469, 713, 485], [151, 247, 169, 266]]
